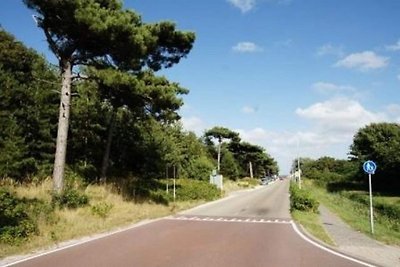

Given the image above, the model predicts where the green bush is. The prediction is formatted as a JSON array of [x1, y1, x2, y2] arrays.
[[290, 182, 319, 213], [52, 188, 89, 209], [176, 179, 220, 201], [0, 188, 38, 244], [91, 202, 113, 219], [186, 156, 214, 180]]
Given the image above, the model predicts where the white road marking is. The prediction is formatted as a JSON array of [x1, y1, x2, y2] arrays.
[[169, 216, 292, 224], [291, 222, 376, 267]]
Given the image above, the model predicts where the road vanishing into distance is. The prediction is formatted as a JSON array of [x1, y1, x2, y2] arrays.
[[7, 179, 374, 267]]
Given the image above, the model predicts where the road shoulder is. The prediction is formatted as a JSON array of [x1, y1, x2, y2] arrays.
[[318, 204, 400, 267]]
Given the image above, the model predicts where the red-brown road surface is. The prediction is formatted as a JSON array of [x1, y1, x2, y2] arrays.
[[6, 180, 374, 267]]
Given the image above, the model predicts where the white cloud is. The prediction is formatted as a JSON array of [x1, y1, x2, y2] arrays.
[[316, 44, 344, 58], [385, 39, 400, 51], [232, 42, 262, 53], [181, 116, 207, 135], [335, 51, 388, 71], [241, 106, 256, 114], [227, 0, 256, 13], [296, 97, 386, 138], [312, 82, 356, 95]]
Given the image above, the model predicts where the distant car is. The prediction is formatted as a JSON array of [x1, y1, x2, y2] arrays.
[[260, 176, 273, 185]]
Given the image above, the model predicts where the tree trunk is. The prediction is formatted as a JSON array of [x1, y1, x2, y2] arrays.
[[100, 112, 115, 183], [52, 59, 72, 193]]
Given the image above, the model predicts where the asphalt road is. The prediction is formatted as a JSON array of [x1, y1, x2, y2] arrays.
[[6, 179, 374, 267]]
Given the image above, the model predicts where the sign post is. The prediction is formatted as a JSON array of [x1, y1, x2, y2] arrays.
[[363, 160, 377, 235]]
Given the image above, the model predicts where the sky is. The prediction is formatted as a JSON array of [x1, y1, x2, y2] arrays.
[[1, 0, 400, 174]]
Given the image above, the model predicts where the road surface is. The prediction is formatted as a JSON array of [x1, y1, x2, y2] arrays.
[[6, 179, 374, 267]]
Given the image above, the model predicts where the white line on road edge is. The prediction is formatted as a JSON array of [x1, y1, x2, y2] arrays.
[[1, 218, 163, 267], [291, 222, 376, 267]]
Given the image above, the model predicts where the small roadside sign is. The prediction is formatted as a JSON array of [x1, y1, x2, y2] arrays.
[[363, 160, 377, 235], [363, 160, 377, 174]]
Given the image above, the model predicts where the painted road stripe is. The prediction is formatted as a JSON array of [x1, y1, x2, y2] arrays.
[[169, 216, 293, 224], [291, 222, 376, 267]]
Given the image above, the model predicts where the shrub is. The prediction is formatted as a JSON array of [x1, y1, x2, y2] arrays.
[[176, 179, 220, 201], [186, 156, 214, 180], [0, 188, 38, 244], [52, 188, 89, 209], [91, 202, 113, 219], [290, 182, 319, 213]]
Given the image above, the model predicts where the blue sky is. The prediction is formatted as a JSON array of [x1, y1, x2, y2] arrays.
[[1, 0, 400, 174]]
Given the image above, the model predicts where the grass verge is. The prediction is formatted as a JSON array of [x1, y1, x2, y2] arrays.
[[291, 210, 335, 246], [303, 179, 400, 246]]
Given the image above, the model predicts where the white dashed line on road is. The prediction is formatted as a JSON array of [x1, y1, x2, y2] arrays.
[[169, 216, 292, 224]]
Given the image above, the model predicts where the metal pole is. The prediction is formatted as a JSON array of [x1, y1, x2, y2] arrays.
[[369, 173, 374, 234]]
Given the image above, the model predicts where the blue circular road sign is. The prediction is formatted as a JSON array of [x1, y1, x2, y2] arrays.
[[363, 160, 377, 174]]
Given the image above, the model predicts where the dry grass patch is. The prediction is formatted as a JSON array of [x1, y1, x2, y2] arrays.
[[0, 182, 206, 259]]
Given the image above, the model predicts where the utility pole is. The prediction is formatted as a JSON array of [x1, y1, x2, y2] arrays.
[[249, 162, 253, 179]]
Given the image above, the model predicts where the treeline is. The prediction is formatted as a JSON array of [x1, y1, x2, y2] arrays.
[[293, 122, 400, 193], [0, 28, 278, 186]]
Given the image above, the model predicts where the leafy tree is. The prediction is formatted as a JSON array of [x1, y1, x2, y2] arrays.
[[204, 126, 240, 173], [0, 29, 58, 180], [350, 122, 400, 190], [228, 141, 278, 178], [88, 69, 189, 180], [220, 147, 240, 180], [24, 0, 195, 192]]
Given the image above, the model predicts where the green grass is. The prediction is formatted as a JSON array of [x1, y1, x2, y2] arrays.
[[303, 179, 400, 246], [291, 210, 335, 246]]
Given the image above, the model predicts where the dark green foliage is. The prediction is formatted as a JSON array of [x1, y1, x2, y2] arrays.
[[350, 123, 400, 191], [52, 188, 89, 209], [300, 157, 357, 182], [0, 188, 38, 243], [228, 140, 279, 178], [0, 29, 58, 180], [289, 182, 319, 213], [185, 156, 214, 180], [220, 148, 240, 180]]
